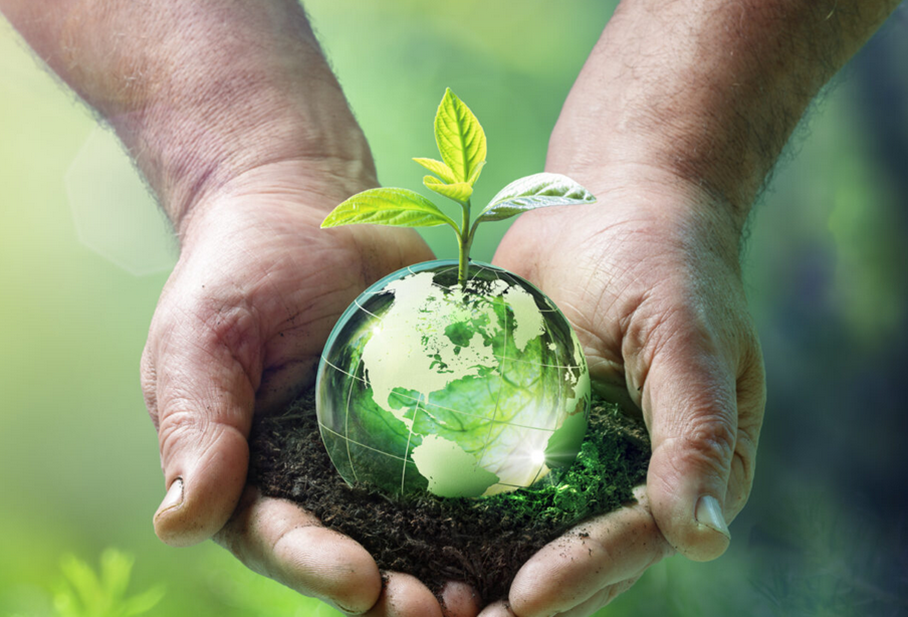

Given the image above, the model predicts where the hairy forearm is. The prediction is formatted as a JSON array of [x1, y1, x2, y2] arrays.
[[549, 0, 901, 230], [0, 0, 373, 233]]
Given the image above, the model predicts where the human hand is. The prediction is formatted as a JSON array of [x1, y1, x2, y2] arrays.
[[483, 166, 766, 616], [140, 160, 482, 616]]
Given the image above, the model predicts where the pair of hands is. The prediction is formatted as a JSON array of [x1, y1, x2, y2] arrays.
[[141, 155, 765, 615], [8, 0, 892, 610]]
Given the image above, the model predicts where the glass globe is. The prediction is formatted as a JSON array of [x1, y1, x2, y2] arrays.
[[315, 260, 590, 498]]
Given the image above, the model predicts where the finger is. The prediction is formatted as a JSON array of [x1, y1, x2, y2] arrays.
[[553, 577, 638, 617], [147, 307, 261, 546], [477, 601, 516, 617], [508, 488, 671, 617], [215, 488, 382, 614], [639, 325, 743, 561], [362, 572, 444, 617], [440, 582, 482, 617]]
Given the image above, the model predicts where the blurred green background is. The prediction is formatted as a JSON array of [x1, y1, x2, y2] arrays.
[[2, 2, 906, 615]]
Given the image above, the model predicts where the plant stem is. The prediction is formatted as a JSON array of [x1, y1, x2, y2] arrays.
[[458, 199, 472, 288]]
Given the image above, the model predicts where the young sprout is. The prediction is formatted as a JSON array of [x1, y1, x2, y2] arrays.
[[321, 88, 597, 288]]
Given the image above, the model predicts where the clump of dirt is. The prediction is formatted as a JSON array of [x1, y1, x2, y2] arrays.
[[247, 392, 649, 603]]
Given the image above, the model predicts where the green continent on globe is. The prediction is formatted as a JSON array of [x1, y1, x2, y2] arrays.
[[315, 260, 590, 498]]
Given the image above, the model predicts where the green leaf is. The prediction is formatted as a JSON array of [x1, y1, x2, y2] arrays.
[[413, 157, 457, 184], [474, 173, 596, 225], [100, 548, 133, 605], [122, 585, 166, 616], [434, 88, 487, 185], [51, 550, 166, 617], [58, 554, 103, 614], [423, 175, 473, 203], [321, 188, 459, 231]]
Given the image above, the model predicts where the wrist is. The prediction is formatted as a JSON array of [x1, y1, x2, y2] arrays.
[[135, 101, 375, 241], [63, 0, 376, 237], [120, 59, 374, 239], [547, 1, 777, 228], [547, 0, 897, 231]]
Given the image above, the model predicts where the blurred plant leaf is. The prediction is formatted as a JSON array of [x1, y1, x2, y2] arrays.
[[100, 550, 132, 607], [52, 549, 164, 617], [121, 587, 166, 617]]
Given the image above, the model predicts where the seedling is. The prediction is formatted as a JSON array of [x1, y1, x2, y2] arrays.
[[316, 89, 595, 499], [322, 88, 596, 287]]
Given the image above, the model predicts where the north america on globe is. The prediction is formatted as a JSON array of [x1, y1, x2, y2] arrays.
[[315, 260, 590, 498]]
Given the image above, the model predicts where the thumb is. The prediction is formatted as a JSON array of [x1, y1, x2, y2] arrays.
[[639, 335, 739, 562], [143, 312, 259, 547]]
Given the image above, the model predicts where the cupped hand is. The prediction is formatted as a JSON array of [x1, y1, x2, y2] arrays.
[[485, 166, 766, 616], [140, 161, 481, 616]]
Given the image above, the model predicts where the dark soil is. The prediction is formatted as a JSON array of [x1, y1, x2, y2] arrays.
[[247, 391, 649, 603]]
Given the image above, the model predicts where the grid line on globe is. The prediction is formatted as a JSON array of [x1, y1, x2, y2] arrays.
[[316, 260, 591, 498], [466, 265, 508, 472]]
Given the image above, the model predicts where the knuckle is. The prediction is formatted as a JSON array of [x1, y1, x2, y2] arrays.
[[677, 412, 737, 472], [200, 303, 257, 350], [620, 297, 676, 391], [628, 305, 723, 407], [192, 302, 262, 384], [157, 405, 205, 460], [626, 292, 716, 369], [154, 278, 261, 369]]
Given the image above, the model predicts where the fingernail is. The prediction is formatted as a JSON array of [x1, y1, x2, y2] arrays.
[[695, 495, 730, 540], [156, 478, 184, 517]]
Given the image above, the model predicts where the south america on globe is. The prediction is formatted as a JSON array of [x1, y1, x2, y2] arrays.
[[316, 260, 590, 498], [316, 88, 597, 498]]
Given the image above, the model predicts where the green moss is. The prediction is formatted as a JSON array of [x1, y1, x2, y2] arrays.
[[465, 398, 649, 533]]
